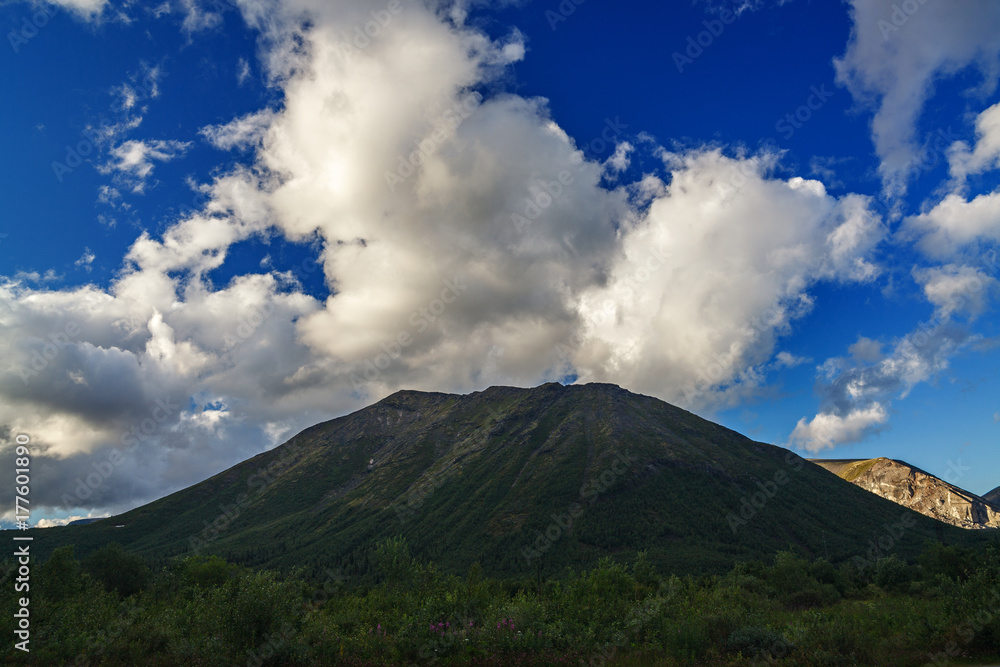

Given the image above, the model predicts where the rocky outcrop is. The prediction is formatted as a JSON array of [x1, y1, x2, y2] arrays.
[[809, 458, 1000, 530]]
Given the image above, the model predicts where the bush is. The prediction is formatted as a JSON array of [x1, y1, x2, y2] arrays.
[[212, 568, 305, 656], [83, 542, 152, 597], [726, 625, 790, 657], [875, 555, 912, 592], [37, 545, 84, 602]]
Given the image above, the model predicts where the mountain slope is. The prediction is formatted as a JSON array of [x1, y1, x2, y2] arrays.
[[29, 383, 991, 577], [984, 485, 1000, 508], [809, 458, 1000, 529]]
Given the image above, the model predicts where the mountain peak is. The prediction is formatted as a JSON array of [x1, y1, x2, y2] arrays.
[[810, 457, 1000, 529], [34, 383, 989, 578]]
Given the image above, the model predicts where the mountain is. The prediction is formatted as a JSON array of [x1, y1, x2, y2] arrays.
[[985, 486, 1000, 508], [66, 518, 103, 526], [809, 458, 1000, 530], [27, 383, 990, 578]]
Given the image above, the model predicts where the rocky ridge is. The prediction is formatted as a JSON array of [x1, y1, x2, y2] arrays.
[[810, 458, 1000, 530]]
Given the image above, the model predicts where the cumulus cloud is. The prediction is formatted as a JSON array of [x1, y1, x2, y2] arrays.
[[789, 403, 889, 452], [573, 150, 884, 407], [948, 101, 1000, 182], [834, 0, 1000, 196], [914, 264, 997, 319], [904, 190, 1000, 259], [902, 102, 1000, 261], [0, 0, 890, 519]]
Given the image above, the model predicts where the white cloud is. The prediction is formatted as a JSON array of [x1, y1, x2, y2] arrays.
[[200, 110, 276, 151], [237, 57, 252, 85], [904, 190, 1000, 259], [573, 150, 884, 407], [775, 351, 809, 368], [603, 141, 633, 177], [834, 0, 1000, 196], [75, 248, 96, 272], [101, 139, 191, 192], [791, 321, 971, 450], [913, 264, 997, 319], [35, 514, 106, 528], [0, 0, 891, 518], [42, 0, 107, 19], [849, 336, 882, 363], [789, 402, 889, 453], [948, 101, 1000, 182], [181, 0, 226, 32]]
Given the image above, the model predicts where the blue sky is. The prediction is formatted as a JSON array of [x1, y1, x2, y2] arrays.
[[2, 0, 1000, 526]]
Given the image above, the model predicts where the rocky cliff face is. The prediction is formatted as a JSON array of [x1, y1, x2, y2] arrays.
[[809, 458, 1000, 530]]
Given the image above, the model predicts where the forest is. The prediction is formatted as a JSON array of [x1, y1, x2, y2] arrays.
[[2, 537, 1000, 666]]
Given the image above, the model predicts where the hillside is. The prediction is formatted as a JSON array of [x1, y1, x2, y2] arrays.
[[986, 485, 1000, 507], [25, 383, 992, 578], [809, 458, 1000, 529]]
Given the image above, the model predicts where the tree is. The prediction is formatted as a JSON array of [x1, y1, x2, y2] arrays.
[[83, 542, 151, 597]]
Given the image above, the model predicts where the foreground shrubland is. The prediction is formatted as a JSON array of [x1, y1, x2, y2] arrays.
[[2, 539, 999, 666]]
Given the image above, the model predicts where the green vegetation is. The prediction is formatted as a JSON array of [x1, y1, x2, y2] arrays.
[[3, 539, 1000, 666], [840, 459, 881, 483]]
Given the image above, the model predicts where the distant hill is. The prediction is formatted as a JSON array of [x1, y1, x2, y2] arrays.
[[66, 518, 103, 526], [809, 458, 1000, 529], [985, 486, 1000, 508], [24, 384, 991, 578]]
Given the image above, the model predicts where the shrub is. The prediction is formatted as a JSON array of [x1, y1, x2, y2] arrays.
[[83, 542, 152, 597], [726, 625, 790, 657]]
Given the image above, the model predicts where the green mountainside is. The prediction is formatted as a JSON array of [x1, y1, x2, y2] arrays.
[[25, 383, 992, 578]]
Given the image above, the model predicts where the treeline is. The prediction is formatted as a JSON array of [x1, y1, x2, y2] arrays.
[[2, 538, 1000, 666]]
